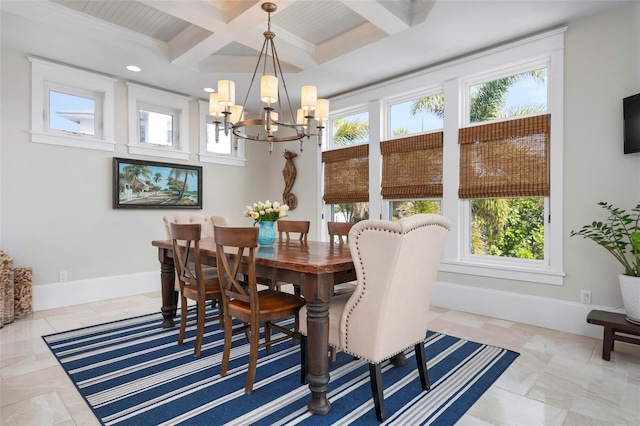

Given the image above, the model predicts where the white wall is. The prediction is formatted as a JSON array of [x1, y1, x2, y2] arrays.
[[0, 51, 255, 288]]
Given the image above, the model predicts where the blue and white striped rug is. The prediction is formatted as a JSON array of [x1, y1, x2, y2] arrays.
[[43, 309, 518, 425]]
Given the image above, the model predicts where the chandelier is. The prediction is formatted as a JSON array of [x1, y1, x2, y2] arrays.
[[209, 2, 329, 153]]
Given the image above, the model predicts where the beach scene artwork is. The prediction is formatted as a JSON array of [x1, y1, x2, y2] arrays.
[[114, 158, 202, 209]]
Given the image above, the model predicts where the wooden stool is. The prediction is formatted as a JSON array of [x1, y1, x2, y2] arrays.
[[587, 310, 640, 360]]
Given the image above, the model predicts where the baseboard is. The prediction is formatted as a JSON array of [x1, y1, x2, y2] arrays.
[[32, 271, 160, 311], [33, 273, 618, 339], [431, 281, 623, 339]]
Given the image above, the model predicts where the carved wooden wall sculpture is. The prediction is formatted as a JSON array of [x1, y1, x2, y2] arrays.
[[282, 149, 298, 210]]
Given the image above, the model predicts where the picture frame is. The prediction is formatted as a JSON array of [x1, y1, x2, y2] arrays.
[[113, 157, 202, 209]]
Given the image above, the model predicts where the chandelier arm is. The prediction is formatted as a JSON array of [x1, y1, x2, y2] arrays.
[[241, 36, 270, 112], [270, 37, 297, 127]]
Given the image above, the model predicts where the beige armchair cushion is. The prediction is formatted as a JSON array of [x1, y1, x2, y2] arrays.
[[163, 214, 229, 239], [300, 213, 451, 364]]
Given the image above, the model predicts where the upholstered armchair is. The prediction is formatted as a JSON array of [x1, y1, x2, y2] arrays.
[[299, 214, 451, 421]]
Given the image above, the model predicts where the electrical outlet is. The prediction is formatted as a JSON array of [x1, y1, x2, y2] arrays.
[[580, 289, 591, 304], [59, 271, 68, 282]]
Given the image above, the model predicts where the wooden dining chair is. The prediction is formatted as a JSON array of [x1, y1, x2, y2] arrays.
[[214, 225, 307, 394], [278, 220, 310, 243], [328, 221, 357, 296], [164, 214, 229, 306], [328, 221, 354, 248], [270, 220, 310, 293], [170, 223, 224, 358], [300, 214, 451, 421]]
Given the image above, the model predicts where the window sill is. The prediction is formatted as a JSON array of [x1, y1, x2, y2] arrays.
[[198, 153, 246, 167], [127, 144, 189, 161], [439, 259, 565, 285], [31, 131, 115, 152]]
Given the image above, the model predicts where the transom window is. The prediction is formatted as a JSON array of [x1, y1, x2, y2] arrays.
[[329, 109, 369, 148], [197, 100, 245, 167], [30, 57, 116, 151], [138, 106, 174, 147], [48, 89, 97, 136], [387, 91, 444, 138], [127, 83, 189, 160]]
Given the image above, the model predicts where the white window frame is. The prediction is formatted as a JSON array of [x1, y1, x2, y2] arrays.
[[451, 58, 557, 283], [197, 100, 245, 167], [127, 83, 190, 160], [29, 57, 116, 151]]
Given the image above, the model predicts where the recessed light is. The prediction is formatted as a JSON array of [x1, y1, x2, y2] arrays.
[[204, 87, 216, 93], [126, 65, 141, 72]]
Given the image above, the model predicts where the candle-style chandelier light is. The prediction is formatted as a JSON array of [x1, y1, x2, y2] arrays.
[[209, 2, 329, 153]]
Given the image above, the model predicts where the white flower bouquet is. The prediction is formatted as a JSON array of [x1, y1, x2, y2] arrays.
[[243, 200, 290, 224]]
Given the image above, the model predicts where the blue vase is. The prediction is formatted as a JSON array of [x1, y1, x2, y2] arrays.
[[257, 221, 276, 246]]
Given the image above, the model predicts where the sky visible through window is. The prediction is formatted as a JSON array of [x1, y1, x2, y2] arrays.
[[49, 91, 95, 133], [389, 68, 547, 137]]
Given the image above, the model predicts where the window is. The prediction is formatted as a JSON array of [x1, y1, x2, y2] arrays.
[[467, 67, 548, 124], [30, 57, 116, 151], [390, 200, 441, 220], [127, 83, 190, 160], [329, 109, 369, 148], [461, 65, 550, 264], [138, 107, 173, 146], [387, 91, 444, 138], [197, 100, 245, 166], [323, 108, 371, 224], [49, 89, 96, 135], [322, 29, 564, 284]]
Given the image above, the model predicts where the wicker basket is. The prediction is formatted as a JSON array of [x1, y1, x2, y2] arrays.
[[14, 266, 33, 318], [0, 251, 14, 326]]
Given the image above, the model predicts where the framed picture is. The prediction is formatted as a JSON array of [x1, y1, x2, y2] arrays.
[[113, 157, 202, 209]]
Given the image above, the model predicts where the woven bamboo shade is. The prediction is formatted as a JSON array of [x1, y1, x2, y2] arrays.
[[458, 114, 550, 199], [322, 144, 369, 204], [380, 132, 443, 199]]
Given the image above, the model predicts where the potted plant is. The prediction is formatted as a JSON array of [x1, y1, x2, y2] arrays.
[[570, 201, 640, 324]]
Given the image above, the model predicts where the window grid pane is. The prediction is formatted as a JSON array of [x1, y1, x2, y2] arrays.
[[389, 93, 444, 138], [49, 91, 95, 135], [206, 122, 232, 155], [331, 112, 369, 147], [139, 109, 173, 146]]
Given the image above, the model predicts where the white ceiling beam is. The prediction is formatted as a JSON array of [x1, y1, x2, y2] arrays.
[[315, 22, 387, 64], [340, 0, 410, 35]]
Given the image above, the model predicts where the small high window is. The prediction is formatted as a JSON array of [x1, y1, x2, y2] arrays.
[[30, 57, 116, 151], [126, 83, 190, 160], [197, 100, 245, 167]]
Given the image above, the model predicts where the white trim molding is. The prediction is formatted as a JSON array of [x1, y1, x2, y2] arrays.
[[431, 280, 620, 339], [32, 272, 159, 311]]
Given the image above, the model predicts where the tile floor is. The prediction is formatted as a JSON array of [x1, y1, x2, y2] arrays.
[[1, 292, 639, 425]]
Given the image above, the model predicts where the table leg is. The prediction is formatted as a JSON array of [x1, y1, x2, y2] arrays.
[[602, 327, 613, 361], [303, 275, 331, 415], [159, 249, 176, 329]]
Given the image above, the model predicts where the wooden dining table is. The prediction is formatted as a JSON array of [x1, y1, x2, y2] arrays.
[[151, 238, 357, 415]]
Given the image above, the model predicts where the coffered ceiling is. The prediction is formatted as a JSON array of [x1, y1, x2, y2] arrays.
[[0, 0, 630, 112]]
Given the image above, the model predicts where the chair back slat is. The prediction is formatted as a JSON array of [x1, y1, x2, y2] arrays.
[[278, 220, 310, 242], [171, 223, 203, 288], [328, 221, 355, 248]]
